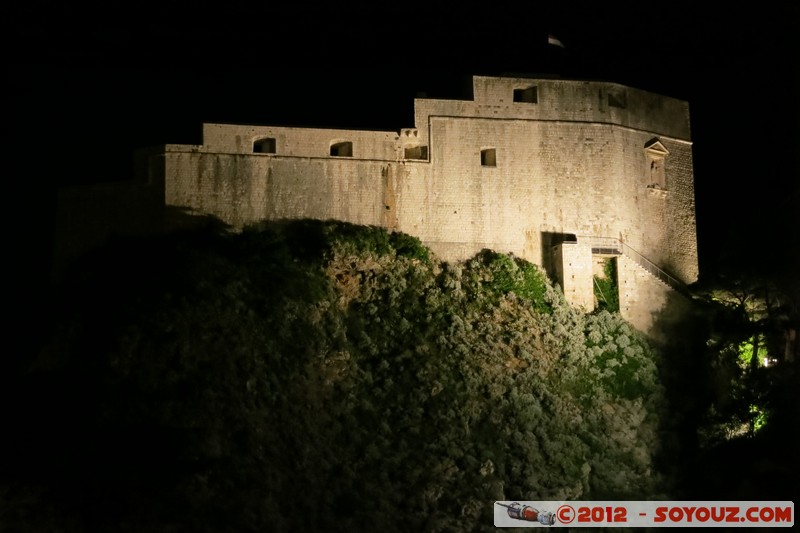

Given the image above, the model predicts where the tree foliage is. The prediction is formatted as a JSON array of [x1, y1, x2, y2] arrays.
[[691, 271, 797, 444], [660, 269, 800, 501]]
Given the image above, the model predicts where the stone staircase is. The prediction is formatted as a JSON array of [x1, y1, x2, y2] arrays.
[[577, 236, 692, 298]]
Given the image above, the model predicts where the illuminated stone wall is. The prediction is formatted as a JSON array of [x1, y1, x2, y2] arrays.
[[137, 75, 699, 333], [553, 242, 595, 312]]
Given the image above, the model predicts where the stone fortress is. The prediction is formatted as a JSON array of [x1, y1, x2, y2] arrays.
[[59, 74, 699, 335]]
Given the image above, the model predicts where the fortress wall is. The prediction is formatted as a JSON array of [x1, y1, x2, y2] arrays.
[[201, 123, 400, 159], [165, 150, 390, 229], [397, 117, 538, 261], [618, 254, 693, 342], [618, 254, 673, 335], [55, 75, 698, 337], [394, 117, 694, 274], [403, 118, 645, 264], [404, 78, 695, 283], [553, 242, 594, 311], [601, 130, 698, 285], [148, 75, 698, 336], [663, 141, 698, 283], [535, 122, 634, 244], [620, 130, 670, 264], [164, 109, 697, 288], [166, 152, 269, 227], [263, 158, 388, 227]]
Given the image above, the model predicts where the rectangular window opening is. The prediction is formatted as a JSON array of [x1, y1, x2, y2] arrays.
[[253, 137, 276, 153], [513, 86, 538, 103], [481, 148, 497, 167], [404, 146, 428, 160]]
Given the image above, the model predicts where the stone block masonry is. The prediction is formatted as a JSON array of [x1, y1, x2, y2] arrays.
[[60, 75, 699, 335]]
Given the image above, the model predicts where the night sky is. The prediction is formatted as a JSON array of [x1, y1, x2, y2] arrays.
[[9, 2, 800, 319]]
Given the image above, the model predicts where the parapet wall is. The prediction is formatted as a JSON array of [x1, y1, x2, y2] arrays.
[[200, 124, 401, 160]]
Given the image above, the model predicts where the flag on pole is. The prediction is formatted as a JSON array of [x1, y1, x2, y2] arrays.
[[547, 34, 565, 48]]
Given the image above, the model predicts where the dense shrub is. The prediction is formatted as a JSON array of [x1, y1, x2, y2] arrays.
[[15, 220, 665, 532], [461, 249, 551, 313]]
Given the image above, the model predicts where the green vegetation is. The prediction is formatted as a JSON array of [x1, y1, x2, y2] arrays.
[[661, 271, 800, 501], [10, 221, 668, 531], [593, 257, 619, 313], [694, 276, 794, 445], [463, 249, 552, 313]]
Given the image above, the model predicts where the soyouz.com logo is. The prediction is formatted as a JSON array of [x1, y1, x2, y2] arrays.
[[494, 501, 794, 527]]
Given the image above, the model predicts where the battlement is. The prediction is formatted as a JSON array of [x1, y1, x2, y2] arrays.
[[196, 123, 400, 160]]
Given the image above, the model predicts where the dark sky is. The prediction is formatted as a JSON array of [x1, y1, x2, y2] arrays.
[[9, 2, 800, 296]]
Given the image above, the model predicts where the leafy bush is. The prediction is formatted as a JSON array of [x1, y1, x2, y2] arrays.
[[593, 257, 620, 313], [462, 249, 551, 313], [18, 220, 666, 532]]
